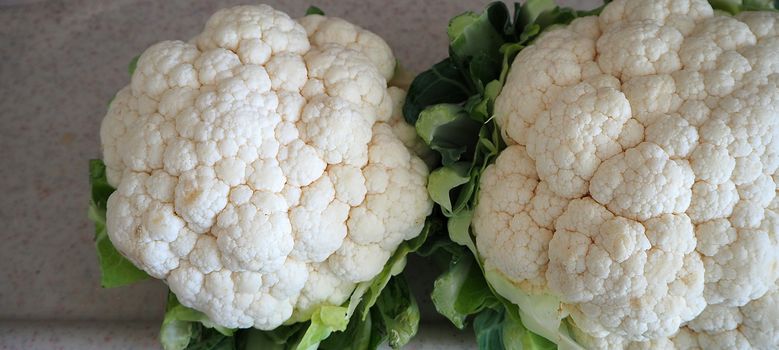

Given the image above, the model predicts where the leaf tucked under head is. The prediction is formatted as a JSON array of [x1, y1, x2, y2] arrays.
[[427, 163, 471, 215], [415, 104, 482, 166], [304, 6, 325, 16], [373, 276, 420, 348], [429, 243, 496, 329], [294, 306, 349, 350], [512, 0, 556, 35], [448, 2, 510, 89], [709, 0, 778, 14], [127, 55, 139, 76], [473, 308, 506, 350], [403, 58, 471, 124]]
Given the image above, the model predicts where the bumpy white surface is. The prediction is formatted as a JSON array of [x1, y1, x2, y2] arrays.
[[100, 5, 432, 330], [475, 0, 779, 347], [574, 282, 778, 350]]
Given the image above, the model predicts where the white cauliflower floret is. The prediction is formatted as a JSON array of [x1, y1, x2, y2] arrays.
[[589, 142, 695, 221], [597, 21, 684, 79], [668, 283, 779, 349], [573, 326, 679, 350], [473, 146, 567, 293], [576, 285, 779, 349], [100, 5, 432, 330], [547, 198, 704, 341], [493, 16, 600, 146], [477, 0, 779, 348], [298, 14, 395, 81], [598, 0, 713, 35], [696, 215, 779, 307], [526, 75, 636, 199]]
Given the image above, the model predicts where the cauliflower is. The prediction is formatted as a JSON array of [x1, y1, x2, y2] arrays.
[[460, 0, 779, 347], [98, 5, 432, 330]]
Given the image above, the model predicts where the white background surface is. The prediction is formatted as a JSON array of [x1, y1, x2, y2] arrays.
[[0, 0, 600, 348]]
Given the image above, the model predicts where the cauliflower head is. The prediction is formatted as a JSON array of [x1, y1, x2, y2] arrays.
[[474, 0, 779, 346], [99, 5, 432, 330]]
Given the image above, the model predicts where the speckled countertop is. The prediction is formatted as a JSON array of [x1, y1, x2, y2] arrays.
[[0, 0, 599, 349]]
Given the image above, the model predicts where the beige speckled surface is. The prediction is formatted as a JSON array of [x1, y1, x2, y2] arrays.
[[0, 0, 600, 348]]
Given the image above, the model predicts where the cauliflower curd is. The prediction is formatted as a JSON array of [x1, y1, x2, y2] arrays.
[[100, 5, 432, 330], [473, 0, 779, 348]]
